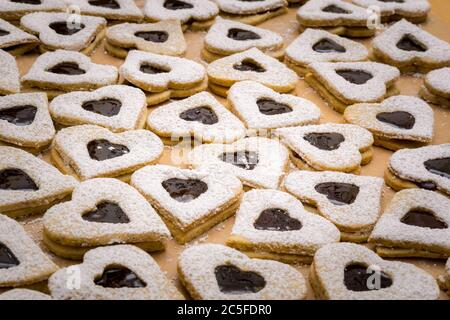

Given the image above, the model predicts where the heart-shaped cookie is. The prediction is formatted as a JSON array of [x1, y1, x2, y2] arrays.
[[352, 0, 430, 23], [420, 67, 450, 108], [178, 243, 307, 299], [369, 189, 450, 259], [0, 289, 52, 300], [66, 0, 143, 22], [187, 137, 289, 189], [0, 49, 19, 95], [227, 189, 340, 264], [0, 18, 38, 55], [311, 242, 439, 299], [43, 178, 170, 259], [51, 124, 163, 181], [344, 95, 434, 151], [0, 0, 66, 21], [0, 215, 58, 287], [49, 244, 182, 299], [49, 85, 147, 132]]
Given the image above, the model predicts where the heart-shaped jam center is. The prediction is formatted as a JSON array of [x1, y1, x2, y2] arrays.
[[47, 62, 86, 75], [162, 178, 208, 202], [82, 201, 130, 224], [313, 38, 346, 53], [88, 0, 120, 9], [336, 69, 373, 85], [396, 34, 427, 52], [49, 21, 85, 36], [423, 157, 450, 180], [322, 5, 351, 14], [304, 132, 345, 151], [0, 29, 10, 37], [215, 265, 266, 294], [82, 98, 122, 117], [140, 63, 170, 74], [87, 139, 130, 161], [220, 151, 259, 170], [135, 31, 169, 43], [0, 169, 38, 191], [254, 208, 302, 231], [315, 182, 360, 205], [179, 106, 218, 125], [233, 59, 265, 73], [227, 28, 261, 41], [0, 243, 20, 269], [94, 266, 146, 288], [10, 0, 41, 4], [344, 264, 393, 292], [163, 0, 193, 10], [401, 208, 447, 229], [256, 98, 292, 115], [376, 111, 415, 129], [0, 105, 37, 126]]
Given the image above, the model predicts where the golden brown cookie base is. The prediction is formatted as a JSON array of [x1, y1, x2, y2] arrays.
[[290, 152, 361, 175], [384, 167, 420, 192], [1, 42, 38, 56], [341, 231, 370, 243], [220, 7, 288, 26], [285, 57, 308, 76], [420, 86, 450, 108], [104, 40, 130, 59], [380, 13, 428, 24], [201, 47, 284, 63], [208, 82, 230, 97], [178, 264, 203, 300], [375, 246, 448, 259], [0, 140, 49, 155], [309, 262, 329, 299], [373, 135, 428, 151], [0, 197, 69, 219], [298, 25, 375, 38]]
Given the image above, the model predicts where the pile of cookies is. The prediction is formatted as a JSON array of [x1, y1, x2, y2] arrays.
[[0, 0, 449, 300]]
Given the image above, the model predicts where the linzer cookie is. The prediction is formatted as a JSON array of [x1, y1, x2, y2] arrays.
[[0, 215, 58, 288], [227, 189, 340, 264], [310, 242, 439, 299], [369, 189, 449, 259], [130, 165, 243, 244], [207, 48, 298, 97], [0, 146, 78, 218], [144, 0, 219, 31], [0, 18, 38, 55], [212, 0, 288, 26], [120, 50, 207, 106], [285, 28, 369, 76], [0, 93, 55, 154], [420, 67, 450, 108], [305, 61, 400, 113], [0, 289, 52, 300], [49, 245, 183, 300], [296, 0, 375, 38], [0, 49, 20, 95], [284, 171, 384, 242], [344, 95, 434, 151], [372, 20, 450, 73], [20, 12, 107, 55], [43, 178, 170, 259], [51, 124, 163, 181], [352, 0, 430, 23], [274, 123, 374, 174], [49, 85, 147, 132], [385, 144, 450, 196], [21, 50, 118, 99], [188, 137, 289, 189], [202, 17, 284, 63], [438, 258, 450, 295], [228, 81, 320, 135], [105, 20, 186, 59], [147, 91, 246, 145], [66, 0, 143, 22], [178, 244, 307, 300], [0, 0, 66, 22]]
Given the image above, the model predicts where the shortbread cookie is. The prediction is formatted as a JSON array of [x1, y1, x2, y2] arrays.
[[51, 125, 163, 181], [0, 146, 78, 218], [0, 0, 66, 22], [22, 50, 118, 99], [49, 85, 147, 132], [385, 144, 450, 196], [0, 18, 38, 55], [420, 67, 450, 108], [369, 189, 449, 259], [120, 50, 207, 106], [20, 12, 107, 55], [207, 48, 298, 97], [0, 289, 52, 300], [297, 0, 375, 38], [105, 20, 186, 59], [178, 244, 307, 299], [49, 245, 182, 299], [213, 0, 288, 26], [0, 93, 55, 153], [188, 137, 289, 189], [0, 49, 20, 95], [227, 189, 340, 264], [310, 242, 439, 299], [43, 178, 170, 260], [144, 0, 219, 31], [66, 0, 143, 22], [202, 17, 284, 62], [285, 28, 369, 76], [131, 165, 243, 244], [147, 91, 245, 145], [0, 215, 58, 287], [228, 81, 320, 135], [372, 20, 450, 74], [284, 171, 384, 242], [438, 258, 449, 295], [352, 0, 430, 23], [305, 61, 400, 113], [275, 123, 374, 173], [344, 95, 434, 151]]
